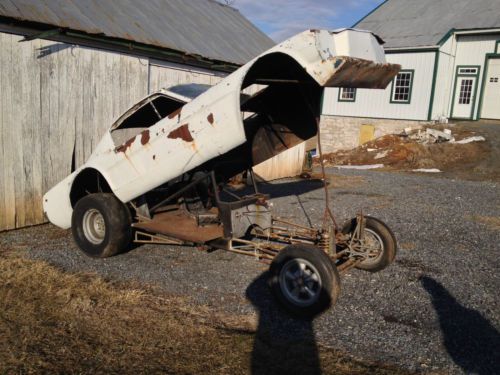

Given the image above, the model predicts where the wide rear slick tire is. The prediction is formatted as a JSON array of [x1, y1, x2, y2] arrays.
[[269, 245, 340, 318], [342, 216, 397, 272], [72, 193, 132, 258]]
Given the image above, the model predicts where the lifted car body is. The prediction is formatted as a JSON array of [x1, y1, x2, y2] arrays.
[[43, 28, 398, 228], [43, 29, 400, 317]]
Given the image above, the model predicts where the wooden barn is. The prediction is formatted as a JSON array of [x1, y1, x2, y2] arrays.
[[0, 0, 274, 231]]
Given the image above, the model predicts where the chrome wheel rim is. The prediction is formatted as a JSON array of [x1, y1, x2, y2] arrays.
[[279, 258, 322, 307], [360, 228, 384, 265], [82, 209, 106, 245]]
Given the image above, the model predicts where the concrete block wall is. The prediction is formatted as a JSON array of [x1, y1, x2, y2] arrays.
[[319, 115, 428, 153]]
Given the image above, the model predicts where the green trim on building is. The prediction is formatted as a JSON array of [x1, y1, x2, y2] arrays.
[[337, 87, 357, 102], [427, 50, 440, 120], [438, 28, 500, 47], [385, 48, 438, 54], [495, 40, 500, 53], [390, 69, 414, 104], [352, 0, 389, 27], [325, 114, 425, 122], [450, 65, 481, 120], [437, 28, 456, 46], [477, 53, 500, 119]]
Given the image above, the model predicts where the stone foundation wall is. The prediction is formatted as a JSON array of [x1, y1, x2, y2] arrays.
[[319, 115, 430, 153]]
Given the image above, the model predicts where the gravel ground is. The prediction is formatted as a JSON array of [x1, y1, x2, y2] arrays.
[[2, 169, 499, 374]]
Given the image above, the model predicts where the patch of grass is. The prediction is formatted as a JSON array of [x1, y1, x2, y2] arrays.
[[400, 242, 417, 251], [469, 215, 500, 231], [0, 253, 413, 374]]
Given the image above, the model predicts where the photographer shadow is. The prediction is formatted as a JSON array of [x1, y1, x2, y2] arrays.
[[421, 276, 500, 374], [246, 272, 322, 375]]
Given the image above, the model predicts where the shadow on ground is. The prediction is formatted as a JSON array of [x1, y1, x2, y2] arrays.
[[246, 272, 321, 375], [256, 179, 325, 199], [421, 276, 500, 375]]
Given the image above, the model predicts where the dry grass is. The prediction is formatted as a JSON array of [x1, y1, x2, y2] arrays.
[[399, 242, 417, 251], [468, 215, 500, 231], [0, 252, 413, 374]]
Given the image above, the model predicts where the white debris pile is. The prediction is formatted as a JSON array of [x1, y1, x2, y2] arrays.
[[402, 127, 486, 145], [454, 136, 486, 144], [405, 128, 454, 143], [374, 150, 389, 159], [412, 168, 442, 173], [335, 164, 384, 170]]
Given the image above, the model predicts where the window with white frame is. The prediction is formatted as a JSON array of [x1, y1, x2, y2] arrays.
[[339, 87, 356, 102], [458, 79, 473, 104], [391, 70, 413, 103]]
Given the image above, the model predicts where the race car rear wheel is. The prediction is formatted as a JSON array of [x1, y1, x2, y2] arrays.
[[269, 245, 340, 318], [72, 193, 132, 258]]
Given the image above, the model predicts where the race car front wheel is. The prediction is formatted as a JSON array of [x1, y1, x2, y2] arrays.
[[269, 245, 340, 318], [72, 193, 132, 258]]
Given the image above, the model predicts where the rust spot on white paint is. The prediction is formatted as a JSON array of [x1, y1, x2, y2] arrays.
[[167, 124, 193, 142]]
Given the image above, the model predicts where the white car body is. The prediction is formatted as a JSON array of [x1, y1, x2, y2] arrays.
[[43, 28, 399, 229]]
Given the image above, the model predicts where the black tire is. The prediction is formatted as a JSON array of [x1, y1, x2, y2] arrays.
[[71, 193, 132, 258], [342, 216, 397, 272], [269, 245, 340, 318]]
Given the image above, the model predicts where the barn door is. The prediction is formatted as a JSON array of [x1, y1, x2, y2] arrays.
[[481, 58, 500, 120]]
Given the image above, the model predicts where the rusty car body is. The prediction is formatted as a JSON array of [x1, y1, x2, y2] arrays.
[[43, 29, 400, 316]]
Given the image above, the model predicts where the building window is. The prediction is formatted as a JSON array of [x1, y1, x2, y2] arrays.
[[458, 67, 478, 75], [391, 70, 414, 104], [338, 87, 356, 102], [458, 79, 473, 104]]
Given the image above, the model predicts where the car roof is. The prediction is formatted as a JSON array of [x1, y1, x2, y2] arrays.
[[110, 84, 212, 130]]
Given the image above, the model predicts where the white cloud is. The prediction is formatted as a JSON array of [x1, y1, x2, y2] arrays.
[[233, 0, 380, 42]]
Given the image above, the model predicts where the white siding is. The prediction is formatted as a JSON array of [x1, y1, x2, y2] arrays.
[[431, 37, 455, 120], [323, 52, 435, 121], [451, 34, 499, 119], [253, 143, 305, 181]]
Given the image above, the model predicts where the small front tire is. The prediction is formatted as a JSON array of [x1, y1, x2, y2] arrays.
[[342, 216, 397, 272], [269, 245, 340, 318], [72, 193, 132, 258]]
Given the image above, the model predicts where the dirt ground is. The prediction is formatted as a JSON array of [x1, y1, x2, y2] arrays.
[[317, 121, 500, 182]]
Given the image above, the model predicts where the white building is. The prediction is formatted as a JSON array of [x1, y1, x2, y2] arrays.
[[0, 0, 274, 231], [320, 0, 500, 151]]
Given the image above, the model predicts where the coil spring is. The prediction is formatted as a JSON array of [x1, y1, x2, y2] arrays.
[[318, 231, 332, 254]]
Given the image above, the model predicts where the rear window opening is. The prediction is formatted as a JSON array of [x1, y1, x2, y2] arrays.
[[111, 95, 184, 146]]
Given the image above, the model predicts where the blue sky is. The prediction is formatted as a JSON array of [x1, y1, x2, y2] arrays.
[[232, 0, 385, 42]]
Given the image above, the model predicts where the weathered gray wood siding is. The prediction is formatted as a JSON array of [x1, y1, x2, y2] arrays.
[[148, 60, 225, 92], [0, 32, 225, 231]]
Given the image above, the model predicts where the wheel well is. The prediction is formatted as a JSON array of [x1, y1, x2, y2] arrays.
[[70, 169, 112, 207]]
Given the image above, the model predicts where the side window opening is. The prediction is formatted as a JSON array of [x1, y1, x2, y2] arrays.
[[111, 95, 184, 146]]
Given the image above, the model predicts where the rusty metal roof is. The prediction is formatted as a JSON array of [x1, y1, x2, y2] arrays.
[[0, 0, 275, 65], [355, 0, 500, 49]]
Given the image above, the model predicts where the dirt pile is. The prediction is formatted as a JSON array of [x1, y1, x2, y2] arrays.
[[318, 125, 492, 178]]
